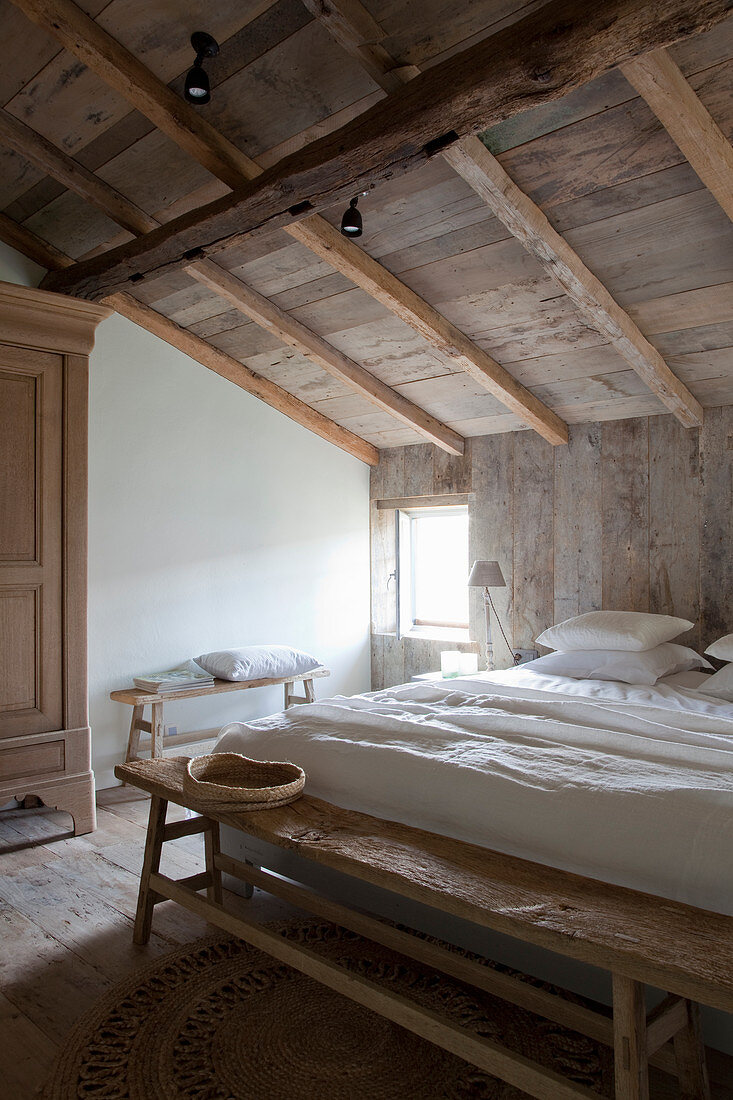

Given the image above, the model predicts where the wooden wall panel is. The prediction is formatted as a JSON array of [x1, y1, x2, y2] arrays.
[[513, 433, 555, 655], [649, 416, 700, 648], [601, 418, 650, 612], [700, 407, 733, 651], [553, 424, 602, 624], [470, 434, 514, 669], [370, 406, 732, 687]]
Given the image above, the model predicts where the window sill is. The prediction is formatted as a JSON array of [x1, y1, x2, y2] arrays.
[[401, 626, 472, 644]]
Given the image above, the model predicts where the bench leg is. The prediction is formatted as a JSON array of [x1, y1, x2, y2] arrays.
[[613, 973, 649, 1100], [150, 701, 164, 759], [674, 1001, 710, 1100], [204, 820, 223, 905], [124, 704, 145, 766], [133, 795, 168, 944]]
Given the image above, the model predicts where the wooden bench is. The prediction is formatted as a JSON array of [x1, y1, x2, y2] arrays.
[[110, 667, 330, 762], [115, 756, 731, 1100]]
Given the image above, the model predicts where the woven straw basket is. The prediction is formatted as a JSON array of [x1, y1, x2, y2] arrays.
[[183, 753, 305, 812]]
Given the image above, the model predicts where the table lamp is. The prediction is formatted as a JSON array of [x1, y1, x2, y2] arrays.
[[467, 560, 507, 670]]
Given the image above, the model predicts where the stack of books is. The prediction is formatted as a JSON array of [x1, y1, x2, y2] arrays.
[[133, 664, 215, 693]]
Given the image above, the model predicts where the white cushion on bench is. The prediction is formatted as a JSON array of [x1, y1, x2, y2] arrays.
[[195, 645, 321, 682]]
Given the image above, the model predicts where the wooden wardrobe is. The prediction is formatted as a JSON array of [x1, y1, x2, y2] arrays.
[[0, 281, 110, 835]]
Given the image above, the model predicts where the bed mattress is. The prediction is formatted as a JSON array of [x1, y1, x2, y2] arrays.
[[215, 670, 733, 915]]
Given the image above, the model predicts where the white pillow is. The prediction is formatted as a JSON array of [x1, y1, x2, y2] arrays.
[[195, 645, 321, 682], [704, 633, 733, 662], [521, 644, 711, 686], [696, 664, 733, 701], [536, 611, 694, 653]]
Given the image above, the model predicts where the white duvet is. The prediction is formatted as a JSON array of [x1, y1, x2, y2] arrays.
[[216, 670, 733, 915]]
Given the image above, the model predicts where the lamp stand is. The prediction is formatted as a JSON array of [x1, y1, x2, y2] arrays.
[[483, 587, 494, 671]]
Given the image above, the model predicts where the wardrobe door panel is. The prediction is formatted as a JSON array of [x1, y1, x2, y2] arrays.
[[0, 345, 63, 736]]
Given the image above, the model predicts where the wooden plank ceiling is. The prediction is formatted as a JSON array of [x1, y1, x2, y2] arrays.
[[2, 0, 732, 463]]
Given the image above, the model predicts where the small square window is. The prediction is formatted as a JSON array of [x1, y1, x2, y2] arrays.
[[396, 506, 469, 638]]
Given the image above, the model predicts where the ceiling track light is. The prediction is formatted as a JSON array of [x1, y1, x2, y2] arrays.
[[184, 31, 219, 105], [340, 195, 364, 237]]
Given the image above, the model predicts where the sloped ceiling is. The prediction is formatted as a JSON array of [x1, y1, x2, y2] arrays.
[[2, 0, 732, 455]]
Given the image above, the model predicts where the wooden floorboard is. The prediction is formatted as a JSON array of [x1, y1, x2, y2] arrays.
[[0, 788, 731, 1098]]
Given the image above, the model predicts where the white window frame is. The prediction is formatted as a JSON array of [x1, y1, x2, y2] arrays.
[[395, 504, 470, 641]]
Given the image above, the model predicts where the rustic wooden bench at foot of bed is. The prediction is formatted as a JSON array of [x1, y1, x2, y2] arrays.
[[115, 757, 729, 1100], [110, 667, 330, 763]]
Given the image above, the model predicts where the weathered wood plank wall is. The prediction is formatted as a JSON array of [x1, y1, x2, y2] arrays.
[[370, 405, 732, 688]]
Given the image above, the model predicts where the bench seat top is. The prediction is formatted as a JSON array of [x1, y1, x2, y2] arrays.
[[115, 756, 733, 1015], [110, 666, 330, 705]]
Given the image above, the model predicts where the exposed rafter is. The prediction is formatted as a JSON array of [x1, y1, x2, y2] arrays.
[[14, 0, 568, 445], [289, 218, 569, 444], [621, 47, 733, 223], [0, 108, 158, 237], [304, 0, 705, 428], [36, 0, 733, 302], [8, 0, 259, 189], [186, 259, 466, 455], [103, 292, 380, 466], [0, 116, 465, 452], [299, 0, 420, 92], [0, 211, 73, 270], [442, 138, 704, 428]]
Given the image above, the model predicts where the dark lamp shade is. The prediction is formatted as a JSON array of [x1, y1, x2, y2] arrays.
[[185, 65, 210, 103], [467, 560, 506, 587], [340, 204, 363, 237]]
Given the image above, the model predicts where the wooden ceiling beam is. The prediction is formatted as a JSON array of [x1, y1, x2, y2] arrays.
[[8, 0, 261, 189], [186, 258, 465, 455], [621, 47, 733, 223], [306, 0, 705, 429], [299, 0, 420, 92], [0, 114, 466, 454], [14, 0, 568, 445], [442, 137, 704, 428], [103, 292, 379, 466], [0, 108, 158, 237], [36, 0, 732, 302], [0, 211, 73, 270], [288, 218, 569, 444]]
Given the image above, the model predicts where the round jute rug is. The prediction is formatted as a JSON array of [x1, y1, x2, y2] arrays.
[[41, 920, 613, 1099]]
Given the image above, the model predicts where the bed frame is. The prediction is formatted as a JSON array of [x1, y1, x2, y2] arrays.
[[116, 756, 732, 1099]]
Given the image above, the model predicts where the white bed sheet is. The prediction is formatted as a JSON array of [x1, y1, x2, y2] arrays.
[[215, 669, 733, 915]]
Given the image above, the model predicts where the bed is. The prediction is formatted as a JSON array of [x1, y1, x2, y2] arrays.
[[213, 663, 733, 1051]]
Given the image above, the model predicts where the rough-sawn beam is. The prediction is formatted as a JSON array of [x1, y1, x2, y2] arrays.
[[621, 47, 733, 224], [442, 137, 705, 428], [0, 114, 467, 451], [186, 259, 466, 454], [37, 0, 733, 302], [13, 0, 570, 444], [305, 0, 707, 428]]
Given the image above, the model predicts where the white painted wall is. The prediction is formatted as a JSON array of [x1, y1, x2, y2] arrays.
[[1, 243, 371, 789]]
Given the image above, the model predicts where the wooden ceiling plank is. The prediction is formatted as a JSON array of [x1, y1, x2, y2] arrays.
[[14, 0, 568, 445], [621, 47, 733, 223], [35, 0, 733, 300], [186, 257, 465, 454], [0, 16, 465, 456], [0, 107, 159, 237], [103, 290, 379, 465], [299, 0, 420, 92], [8, 0, 262, 189], [288, 217, 569, 443], [0, 211, 73, 270], [306, 0, 707, 429], [442, 136, 704, 428]]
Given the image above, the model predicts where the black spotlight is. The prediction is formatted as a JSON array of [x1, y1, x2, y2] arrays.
[[184, 31, 219, 105], [340, 196, 363, 238]]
